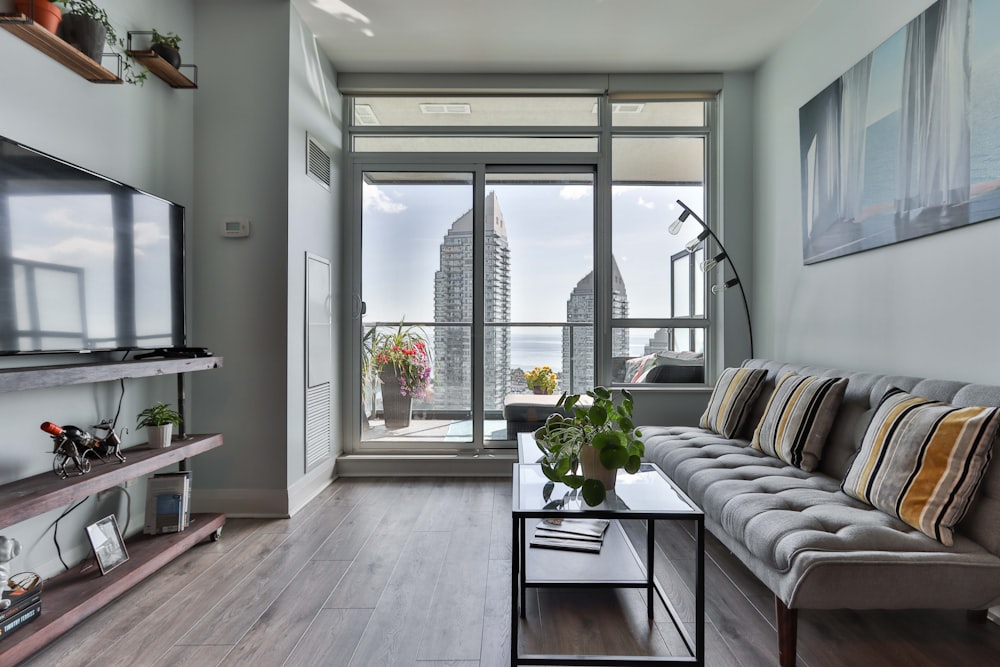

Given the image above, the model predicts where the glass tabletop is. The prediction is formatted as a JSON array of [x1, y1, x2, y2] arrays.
[[514, 463, 701, 517]]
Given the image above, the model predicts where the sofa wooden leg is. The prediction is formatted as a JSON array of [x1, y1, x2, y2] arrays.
[[967, 609, 989, 623], [775, 597, 797, 667]]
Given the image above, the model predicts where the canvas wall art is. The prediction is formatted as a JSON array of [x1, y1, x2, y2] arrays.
[[799, 0, 1000, 264]]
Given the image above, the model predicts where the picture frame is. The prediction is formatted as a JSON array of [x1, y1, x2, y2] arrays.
[[86, 515, 129, 575]]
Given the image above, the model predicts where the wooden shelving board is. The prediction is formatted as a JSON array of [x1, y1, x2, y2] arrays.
[[0, 13, 121, 83], [128, 50, 197, 88], [0, 512, 226, 667], [0, 434, 224, 527], [0, 356, 224, 394]]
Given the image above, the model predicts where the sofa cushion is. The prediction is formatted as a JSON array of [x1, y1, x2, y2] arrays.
[[842, 387, 1000, 546], [699, 367, 767, 438], [751, 373, 848, 471]]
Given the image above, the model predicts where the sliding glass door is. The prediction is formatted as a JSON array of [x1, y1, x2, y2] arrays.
[[358, 167, 595, 449]]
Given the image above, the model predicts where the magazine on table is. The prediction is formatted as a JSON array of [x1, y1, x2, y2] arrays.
[[537, 518, 610, 538]]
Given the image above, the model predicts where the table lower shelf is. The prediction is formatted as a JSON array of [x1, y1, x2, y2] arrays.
[[0, 512, 225, 666]]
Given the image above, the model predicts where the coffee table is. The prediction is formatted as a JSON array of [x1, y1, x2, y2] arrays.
[[511, 455, 704, 666]]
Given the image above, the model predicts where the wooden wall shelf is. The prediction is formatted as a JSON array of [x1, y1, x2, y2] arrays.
[[0, 357, 225, 663], [0, 356, 224, 394], [0, 512, 225, 667], [0, 434, 224, 527], [128, 50, 197, 88], [0, 14, 121, 83]]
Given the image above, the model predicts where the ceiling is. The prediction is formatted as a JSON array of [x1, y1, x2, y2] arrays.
[[291, 0, 822, 74]]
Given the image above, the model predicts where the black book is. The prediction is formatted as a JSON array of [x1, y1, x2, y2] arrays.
[[0, 588, 41, 619], [0, 600, 41, 642]]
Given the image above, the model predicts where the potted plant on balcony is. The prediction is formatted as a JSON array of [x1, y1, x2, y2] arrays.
[[525, 365, 557, 395], [136, 402, 182, 449], [534, 387, 644, 506], [367, 322, 432, 430]]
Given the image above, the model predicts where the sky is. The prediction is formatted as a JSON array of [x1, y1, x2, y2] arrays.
[[361, 178, 707, 326]]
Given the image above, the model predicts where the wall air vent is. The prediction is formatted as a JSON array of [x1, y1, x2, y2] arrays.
[[354, 103, 380, 126], [306, 133, 331, 190], [419, 103, 471, 114], [592, 102, 647, 114]]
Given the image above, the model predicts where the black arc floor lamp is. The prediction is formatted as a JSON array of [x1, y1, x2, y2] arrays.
[[668, 199, 754, 358]]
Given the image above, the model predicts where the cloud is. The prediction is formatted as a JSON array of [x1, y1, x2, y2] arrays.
[[637, 197, 655, 209], [611, 186, 642, 198], [363, 183, 407, 213], [18, 237, 115, 265], [559, 185, 591, 200], [44, 207, 103, 233]]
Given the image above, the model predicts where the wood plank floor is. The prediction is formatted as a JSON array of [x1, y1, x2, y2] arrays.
[[19, 477, 1000, 666]]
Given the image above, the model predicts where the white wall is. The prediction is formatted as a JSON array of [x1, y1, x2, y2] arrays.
[[285, 6, 342, 507], [190, 0, 291, 516], [0, 0, 196, 577], [190, 0, 341, 516], [753, 0, 1000, 383]]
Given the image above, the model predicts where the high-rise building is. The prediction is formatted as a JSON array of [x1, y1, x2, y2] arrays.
[[433, 192, 511, 411], [562, 258, 629, 393]]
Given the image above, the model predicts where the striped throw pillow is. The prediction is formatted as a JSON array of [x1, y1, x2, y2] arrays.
[[699, 367, 768, 438], [842, 387, 1000, 546], [751, 373, 847, 471]]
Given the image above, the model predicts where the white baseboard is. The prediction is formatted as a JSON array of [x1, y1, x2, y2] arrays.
[[191, 487, 290, 518], [336, 452, 516, 477], [288, 458, 337, 516]]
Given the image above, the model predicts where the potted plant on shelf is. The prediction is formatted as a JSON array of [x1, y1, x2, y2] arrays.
[[149, 28, 181, 68], [534, 387, 644, 506], [136, 402, 182, 449], [525, 365, 557, 395], [12, 0, 61, 34], [366, 322, 432, 430], [52, 0, 146, 83]]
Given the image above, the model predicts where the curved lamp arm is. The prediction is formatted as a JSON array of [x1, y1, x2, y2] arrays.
[[671, 200, 754, 359]]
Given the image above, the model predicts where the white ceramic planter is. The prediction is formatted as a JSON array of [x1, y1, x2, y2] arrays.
[[148, 424, 173, 448]]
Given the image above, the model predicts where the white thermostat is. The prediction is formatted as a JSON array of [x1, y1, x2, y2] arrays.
[[222, 219, 251, 238]]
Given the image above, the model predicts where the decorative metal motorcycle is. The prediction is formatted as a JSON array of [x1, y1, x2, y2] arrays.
[[40, 420, 127, 479]]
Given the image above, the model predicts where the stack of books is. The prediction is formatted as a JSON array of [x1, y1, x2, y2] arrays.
[[144, 471, 192, 535], [529, 517, 610, 553], [0, 584, 42, 642]]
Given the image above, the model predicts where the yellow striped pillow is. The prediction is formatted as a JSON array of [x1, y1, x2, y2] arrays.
[[699, 367, 768, 438], [842, 387, 1000, 546], [751, 373, 848, 471]]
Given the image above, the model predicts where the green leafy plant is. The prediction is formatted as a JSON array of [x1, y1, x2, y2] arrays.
[[534, 387, 644, 506], [150, 29, 180, 50], [55, 0, 147, 85], [136, 402, 182, 429]]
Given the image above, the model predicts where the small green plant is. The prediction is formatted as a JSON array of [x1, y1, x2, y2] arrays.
[[136, 402, 182, 429], [534, 387, 644, 506], [150, 29, 181, 50]]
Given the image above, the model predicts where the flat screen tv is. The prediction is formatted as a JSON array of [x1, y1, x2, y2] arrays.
[[0, 135, 185, 355]]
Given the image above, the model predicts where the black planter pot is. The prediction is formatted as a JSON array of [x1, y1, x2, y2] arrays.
[[151, 43, 181, 69], [57, 14, 106, 63]]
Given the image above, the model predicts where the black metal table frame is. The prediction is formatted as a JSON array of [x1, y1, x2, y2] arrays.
[[510, 463, 705, 666]]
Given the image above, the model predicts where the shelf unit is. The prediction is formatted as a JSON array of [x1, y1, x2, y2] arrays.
[[0, 13, 122, 83], [127, 50, 197, 88], [0, 358, 225, 664]]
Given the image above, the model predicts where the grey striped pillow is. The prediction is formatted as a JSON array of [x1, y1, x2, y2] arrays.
[[699, 367, 768, 438], [842, 387, 1000, 546], [751, 373, 847, 471]]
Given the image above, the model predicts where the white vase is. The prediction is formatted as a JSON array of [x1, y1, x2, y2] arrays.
[[148, 424, 173, 448]]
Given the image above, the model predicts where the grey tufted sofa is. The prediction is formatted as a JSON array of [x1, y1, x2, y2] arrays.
[[640, 359, 1000, 667]]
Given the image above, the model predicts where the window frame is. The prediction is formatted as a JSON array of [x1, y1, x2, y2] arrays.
[[343, 86, 719, 454]]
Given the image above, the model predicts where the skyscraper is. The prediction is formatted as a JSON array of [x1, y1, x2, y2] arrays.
[[562, 258, 629, 393], [433, 192, 511, 411]]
